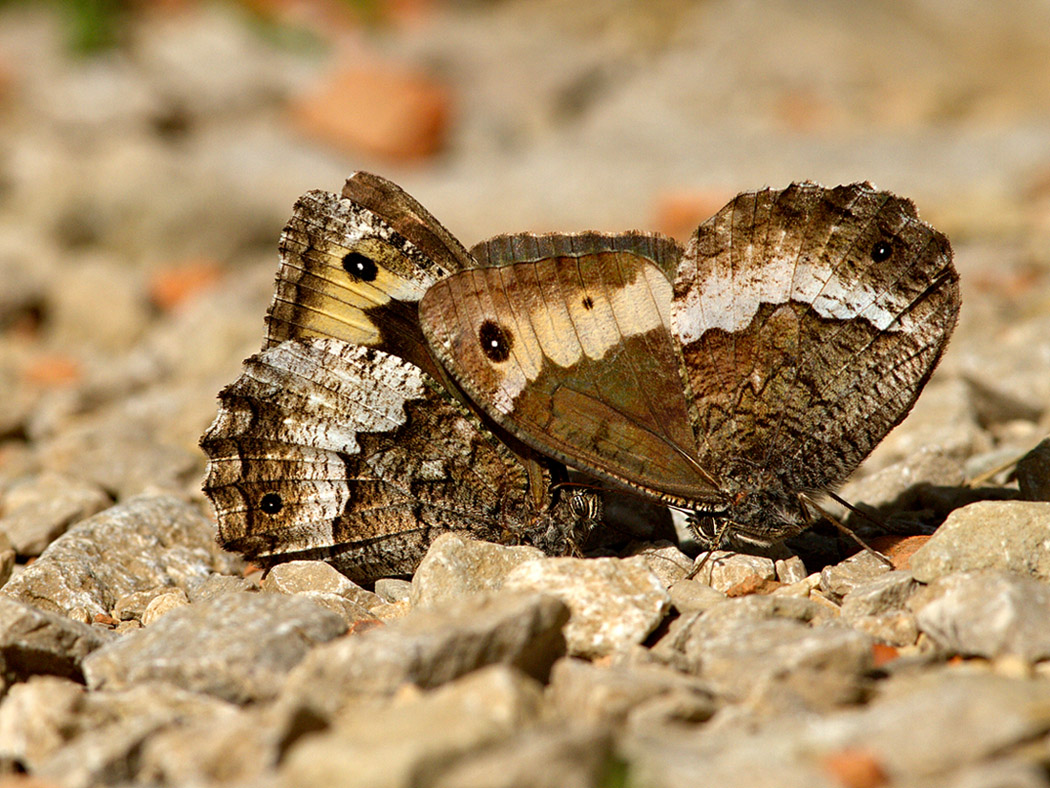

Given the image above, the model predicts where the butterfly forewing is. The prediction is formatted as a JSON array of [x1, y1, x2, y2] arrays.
[[671, 182, 959, 519], [421, 232, 723, 505], [340, 171, 474, 272], [266, 172, 474, 378]]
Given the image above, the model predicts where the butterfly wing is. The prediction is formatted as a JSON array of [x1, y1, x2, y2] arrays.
[[200, 337, 580, 582], [421, 231, 723, 505], [265, 172, 474, 379], [671, 182, 959, 515]]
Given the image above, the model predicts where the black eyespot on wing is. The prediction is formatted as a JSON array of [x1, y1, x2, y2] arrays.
[[479, 320, 513, 363], [342, 252, 378, 282], [581, 295, 595, 310], [871, 241, 893, 263], [260, 492, 283, 515]]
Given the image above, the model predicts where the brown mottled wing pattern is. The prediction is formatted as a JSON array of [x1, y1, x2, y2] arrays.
[[200, 337, 574, 582], [266, 172, 473, 379], [671, 182, 959, 540], [421, 232, 723, 504]]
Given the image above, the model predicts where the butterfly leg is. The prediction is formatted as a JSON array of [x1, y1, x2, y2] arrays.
[[797, 492, 893, 568], [684, 513, 732, 579]]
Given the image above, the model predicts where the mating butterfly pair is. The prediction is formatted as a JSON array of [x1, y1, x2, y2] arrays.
[[200, 173, 959, 581]]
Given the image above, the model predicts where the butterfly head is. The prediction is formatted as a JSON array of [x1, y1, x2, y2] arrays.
[[525, 486, 603, 556], [688, 474, 810, 549]]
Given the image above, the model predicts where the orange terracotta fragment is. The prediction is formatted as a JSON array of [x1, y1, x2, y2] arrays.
[[725, 575, 782, 597], [289, 61, 451, 161], [821, 748, 889, 788], [22, 355, 82, 387], [869, 534, 931, 569], [652, 190, 733, 241], [148, 259, 223, 312], [871, 643, 900, 668]]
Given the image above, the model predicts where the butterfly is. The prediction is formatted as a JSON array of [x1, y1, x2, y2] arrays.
[[418, 182, 960, 547], [200, 174, 600, 581]]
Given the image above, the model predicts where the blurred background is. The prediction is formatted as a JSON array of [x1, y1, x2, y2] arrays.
[[0, 0, 1048, 509]]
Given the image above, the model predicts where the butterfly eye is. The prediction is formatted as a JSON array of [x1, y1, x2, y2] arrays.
[[478, 320, 513, 363], [568, 491, 600, 520], [342, 252, 378, 282], [870, 241, 893, 263], [260, 492, 283, 515]]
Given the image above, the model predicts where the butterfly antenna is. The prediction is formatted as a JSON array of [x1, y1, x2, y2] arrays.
[[824, 490, 886, 530], [550, 480, 605, 495], [798, 492, 893, 568]]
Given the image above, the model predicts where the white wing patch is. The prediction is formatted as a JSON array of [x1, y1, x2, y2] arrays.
[[247, 338, 427, 455], [673, 247, 910, 344]]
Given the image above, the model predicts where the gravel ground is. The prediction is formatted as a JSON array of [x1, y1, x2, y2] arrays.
[[1, 2, 1050, 786]]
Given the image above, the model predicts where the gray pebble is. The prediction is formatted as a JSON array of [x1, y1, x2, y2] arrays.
[[681, 618, 872, 709], [185, 572, 256, 603], [819, 549, 892, 600], [0, 596, 113, 683], [914, 570, 1050, 661], [261, 559, 382, 609], [281, 591, 569, 716], [0, 472, 110, 556], [627, 670, 1050, 788], [409, 532, 544, 608], [428, 721, 613, 788], [775, 555, 808, 584], [82, 592, 346, 703], [28, 683, 237, 788], [279, 665, 544, 788], [293, 592, 375, 627], [547, 657, 715, 727], [909, 501, 1050, 583], [847, 611, 920, 647], [625, 540, 694, 588], [374, 577, 412, 603], [691, 550, 777, 593], [0, 676, 84, 769], [831, 671, 1050, 777], [503, 556, 669, 658], [137, 703, 287, 786], [839, 570, 918, 620], [35, 406, 202, 501], [668, 578, 727, 614], [1, 495, 238, 618], [112, 587, 176, 621], [697, 593, 839, 629], [140, 589, 190, 626]]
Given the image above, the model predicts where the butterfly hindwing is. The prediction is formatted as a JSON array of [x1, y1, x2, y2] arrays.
[[200, 338, 590, 582]]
